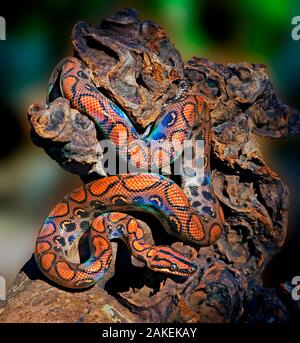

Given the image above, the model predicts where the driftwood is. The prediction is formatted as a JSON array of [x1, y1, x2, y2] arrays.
[[2, 8, 300, 323]]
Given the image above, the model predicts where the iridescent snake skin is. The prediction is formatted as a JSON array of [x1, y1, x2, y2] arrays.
[[35, 57, 225, 289]]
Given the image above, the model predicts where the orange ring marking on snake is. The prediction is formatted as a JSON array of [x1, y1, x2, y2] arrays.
[[92, 236, 110, 259], [209, 224, 222, 243], [89, 176, 119, 195], [40, 253, 55, 271], [110, 123, 128, 146], [91, 216, 105, 233], [196, 96, 205, 114], [109, 212, 128, 222], [128, 220, 144, 240], [133, 240, 150, 252], [171, 130, 186, 144], [82, 260, 103, 274], [128, 147, 146, 168], [123, 176, 159, 192], [169, 215, 182, 232], [182, 103, 196, 125], [56, 261, 76, 280], [38, 222, 56, 238], [219, 205, 225, 224], [51, 201, 69, 217], [79, 95, 105, 122], [69, 188, 86, 203], [188, 214, 204, 242], [152, 148, 169, 166], [35, 241, 52, 254], [166, 183, 190, 207]]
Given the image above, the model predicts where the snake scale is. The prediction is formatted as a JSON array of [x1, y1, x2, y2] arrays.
[[35, 57, 225, 289]]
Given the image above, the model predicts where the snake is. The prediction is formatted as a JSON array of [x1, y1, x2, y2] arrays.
[[34, 57, 225, 289]]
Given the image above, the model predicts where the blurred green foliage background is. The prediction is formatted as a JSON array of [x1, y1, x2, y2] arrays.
[[0, 0, 299, 288]]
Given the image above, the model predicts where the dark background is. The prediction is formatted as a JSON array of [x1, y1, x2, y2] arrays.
[[0, 0, 299, 289]]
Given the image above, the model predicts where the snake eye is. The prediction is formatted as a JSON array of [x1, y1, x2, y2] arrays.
[[191, 265, 197, 273], [170, 264, 177, 272], [77, 70, 88, 79]]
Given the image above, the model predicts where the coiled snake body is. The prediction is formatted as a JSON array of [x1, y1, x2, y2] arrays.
[[35, 57, 224, 289]]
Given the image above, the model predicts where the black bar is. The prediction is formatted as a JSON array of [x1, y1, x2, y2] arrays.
[[0, 323, 298, 342]]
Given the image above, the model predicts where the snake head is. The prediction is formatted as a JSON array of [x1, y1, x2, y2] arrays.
[[145, 246, 197, 277]]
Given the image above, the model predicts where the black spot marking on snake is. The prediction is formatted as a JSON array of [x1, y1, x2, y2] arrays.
[[200, 176, 211, 186], [56, 236, 66, 247], [90, 200, 106, 210], [202, 206, 215, 218], [200, 215, 209, 223], [192, 200, 201, 208], [189, 186, 199, 197], [93, 211, 102, 218], [183, 167, 196, 177], [111, 195, 129, 205], [80, 221, 90, 231], [85, 83, 98, 93], [133, 196, 144, 205], [61, 221, 76, 232], [68, 235, 75, 244], [202, 191, 215, 202], [74, 208, 89, 218], [149, 195, 163, 208], [54, 246, 61, 253]]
